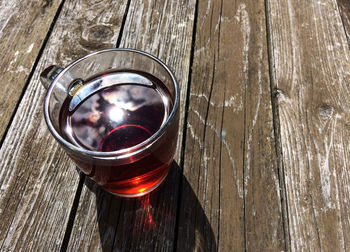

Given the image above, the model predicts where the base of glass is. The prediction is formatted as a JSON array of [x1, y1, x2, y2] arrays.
[[108, 171, 169, 198]]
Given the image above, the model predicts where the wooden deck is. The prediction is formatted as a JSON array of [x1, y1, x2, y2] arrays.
[[1, 0, 350, 251]]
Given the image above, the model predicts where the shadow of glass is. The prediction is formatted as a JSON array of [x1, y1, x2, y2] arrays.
[[83, 162, 217, 251]]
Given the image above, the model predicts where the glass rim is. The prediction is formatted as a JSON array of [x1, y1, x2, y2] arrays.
[[44, 48, 179, 159]]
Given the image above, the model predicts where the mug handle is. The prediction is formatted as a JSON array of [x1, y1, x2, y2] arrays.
[[40, 65, 63, 90]]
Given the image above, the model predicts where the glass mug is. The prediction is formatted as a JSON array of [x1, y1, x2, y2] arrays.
[[41, 49, 179, 197]]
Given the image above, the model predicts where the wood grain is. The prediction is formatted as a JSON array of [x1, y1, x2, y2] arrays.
[[0, 0, 63, 142], [267, 0, 350, 250], [67, 0, 196, 250], [177, 0, 285, 251], [0, 0, 128, 250]]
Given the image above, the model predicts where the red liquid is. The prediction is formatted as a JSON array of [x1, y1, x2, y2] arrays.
[[59, 70, 178, 196]]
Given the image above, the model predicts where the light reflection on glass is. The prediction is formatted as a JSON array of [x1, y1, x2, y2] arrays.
[[108, 106, 124, 122]]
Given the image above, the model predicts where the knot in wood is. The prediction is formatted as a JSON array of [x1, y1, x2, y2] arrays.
[[319, 104, 333, 118], [42, 0, 53, 10], [87, 25, 114, 42], [274, 88, 286, 102]]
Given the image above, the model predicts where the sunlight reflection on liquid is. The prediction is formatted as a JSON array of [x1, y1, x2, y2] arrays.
[[138, 187, 146, 193]]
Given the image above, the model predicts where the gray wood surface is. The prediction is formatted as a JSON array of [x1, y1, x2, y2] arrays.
[[0, 0, 128, 250], [176, 0, 285, 251], [267, 0, 350, 250], [1, 0, 350, 251], [67, 0, 196, 250], [0, 0, 63, 141]]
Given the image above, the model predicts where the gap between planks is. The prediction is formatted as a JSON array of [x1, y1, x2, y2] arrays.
[[337, 0, 350, 48], [173, 0, 200, 250], [264, 0, 291, 251]]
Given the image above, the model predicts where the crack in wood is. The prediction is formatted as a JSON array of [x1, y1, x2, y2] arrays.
[[265, 0, 291, 251]]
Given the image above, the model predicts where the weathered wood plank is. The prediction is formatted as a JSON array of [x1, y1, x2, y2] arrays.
[[0, 0, 63, 141], [177, 0, 285, 251], [67, 0, 196, 250], [267, 0, 350, 250], [0, 0, 128, 250], [338, 0, 350, 45]]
